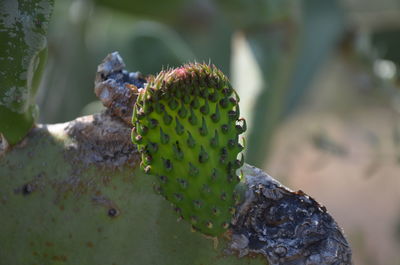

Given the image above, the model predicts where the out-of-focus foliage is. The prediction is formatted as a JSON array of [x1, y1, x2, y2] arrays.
[[244, 0, 345, 166], [0, 0, 54, 144], [94, 0, 186, 22]]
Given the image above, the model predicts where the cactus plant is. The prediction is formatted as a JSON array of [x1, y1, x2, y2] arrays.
[[0, 51, 352, 265], [0, 0, 54, 145], [132, 63, 246, 236]]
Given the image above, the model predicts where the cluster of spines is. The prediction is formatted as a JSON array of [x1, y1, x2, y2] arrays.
[[132, 63, 246, 236]]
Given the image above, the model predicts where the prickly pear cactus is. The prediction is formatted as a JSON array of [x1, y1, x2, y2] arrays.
[[132, 63, 246, 236], [0, 0, 54, 145]]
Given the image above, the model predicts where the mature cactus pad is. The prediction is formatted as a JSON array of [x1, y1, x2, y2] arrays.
[[132, 63, 246, 236]]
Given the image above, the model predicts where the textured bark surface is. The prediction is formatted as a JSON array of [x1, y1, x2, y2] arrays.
[[231, 164, 352, 265]]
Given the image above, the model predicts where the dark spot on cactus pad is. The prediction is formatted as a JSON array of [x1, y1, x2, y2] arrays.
[[189, 163, 199, 176], [174, 193, 184, 201], [163, 158, 172, 171], [210, 130, 219, 148], [222, 87, 232, 95], [211, 168, 218, 181], [153, 184, 163, 195], [221, 124, 229, 134], [219, 98, 228, 108], [22, 183, 34, 195], [211, 105, 220, 123], [228, 139, 235, 149], [220, 147, 228, 164], [173, 142, 184, 160], [198, 147, 209, 163], [159, 175, 168, 183], [108, 208, 119, 217], [228, 110, 238, 121], [186, 131, 196, 148], [212, 207, 220, 215], [149, 119, 158, 129], [177, 178, 188, 189], [193, 200, 203, 209]]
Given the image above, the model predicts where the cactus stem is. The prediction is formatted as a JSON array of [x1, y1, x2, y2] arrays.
[[221, 124, 229, 134]]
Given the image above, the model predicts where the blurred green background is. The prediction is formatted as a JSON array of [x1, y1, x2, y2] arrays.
[[35, 0, 400, 264]]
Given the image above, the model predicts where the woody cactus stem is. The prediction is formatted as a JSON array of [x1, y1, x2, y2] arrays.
[[132, 63, 246, 236]]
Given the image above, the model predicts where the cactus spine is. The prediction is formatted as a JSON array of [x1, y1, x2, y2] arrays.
[[132, 63, 246, 236]]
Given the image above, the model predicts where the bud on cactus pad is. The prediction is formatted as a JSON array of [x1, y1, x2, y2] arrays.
[[132, 63, 246, 236]]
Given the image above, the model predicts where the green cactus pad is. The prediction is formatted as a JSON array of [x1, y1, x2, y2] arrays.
[[132, 63, 246, 236]]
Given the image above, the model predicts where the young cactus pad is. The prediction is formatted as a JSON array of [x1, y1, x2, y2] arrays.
[[131, 63, 246, 236]]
